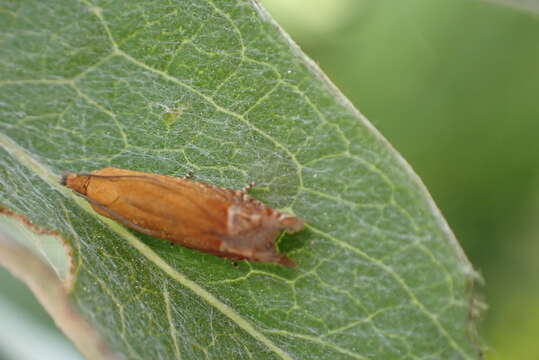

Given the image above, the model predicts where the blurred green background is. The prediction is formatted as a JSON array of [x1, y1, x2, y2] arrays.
[[1, 0, 537, 359], [260, 0, 539, 359]]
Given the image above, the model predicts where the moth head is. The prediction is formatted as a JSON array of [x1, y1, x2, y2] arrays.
[[61, 172, 91, 196]]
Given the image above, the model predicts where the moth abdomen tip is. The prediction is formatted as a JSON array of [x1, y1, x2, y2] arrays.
[[278, 255, 297, 267]]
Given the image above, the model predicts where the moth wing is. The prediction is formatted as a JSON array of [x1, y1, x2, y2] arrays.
[[75, 191, 167, 239], [218, 206, 297, 266]]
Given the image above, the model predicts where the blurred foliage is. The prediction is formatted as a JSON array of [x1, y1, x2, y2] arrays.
[[486, 0, 539, 14], [0, 269, 81, 359], [261, 0, 539, 359], [0, 269, 54, 329]]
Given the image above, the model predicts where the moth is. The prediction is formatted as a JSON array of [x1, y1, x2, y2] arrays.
[[62, 168, 303, 266]]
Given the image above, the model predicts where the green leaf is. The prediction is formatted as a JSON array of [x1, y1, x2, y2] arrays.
[[0, 0, 480, 359]]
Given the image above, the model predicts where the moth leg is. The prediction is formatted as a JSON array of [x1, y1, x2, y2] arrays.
[[241, 182, 256, 192], [227, 259, 241, 267], [182, 170, 194, 180]]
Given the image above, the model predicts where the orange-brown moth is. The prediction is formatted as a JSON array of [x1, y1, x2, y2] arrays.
[[62, 168, 303, 266]]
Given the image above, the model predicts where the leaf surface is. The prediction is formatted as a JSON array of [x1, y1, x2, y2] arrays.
[[0, 0, 478, 359]]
